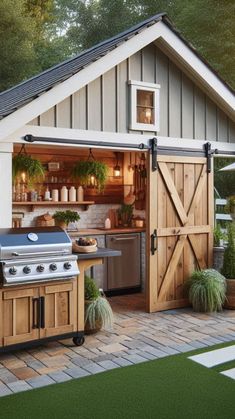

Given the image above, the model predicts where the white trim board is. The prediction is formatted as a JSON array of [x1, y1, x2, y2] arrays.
[[7, 125, 235, 154], [0, 20, 234, 143]]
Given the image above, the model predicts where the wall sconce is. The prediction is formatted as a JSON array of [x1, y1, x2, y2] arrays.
[[113, 152, 121, 177]]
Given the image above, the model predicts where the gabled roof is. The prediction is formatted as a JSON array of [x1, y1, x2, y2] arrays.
[[0, 12, 234, 121], [0, 12, 166, 119]]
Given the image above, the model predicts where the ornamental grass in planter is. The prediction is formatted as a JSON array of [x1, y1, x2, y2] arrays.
[[221, 222, 235, 308], [187, 269, 226, 312], [84, 276, 113, 334]]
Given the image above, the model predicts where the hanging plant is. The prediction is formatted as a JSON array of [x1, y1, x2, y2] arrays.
[[71, 160, 109, 192], [12, 153, 45, 186]]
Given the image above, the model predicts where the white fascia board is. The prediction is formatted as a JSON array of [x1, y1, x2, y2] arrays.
[[0, 143, 13, 152], [0, 23, 163, 143], [158, 22, 235, 112], [7, 125, 235, 154]]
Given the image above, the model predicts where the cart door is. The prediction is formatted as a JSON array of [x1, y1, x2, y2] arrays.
[[147, 152, 213, 312]]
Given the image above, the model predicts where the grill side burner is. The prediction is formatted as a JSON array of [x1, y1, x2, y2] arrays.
[[0, 227, 79, 286]]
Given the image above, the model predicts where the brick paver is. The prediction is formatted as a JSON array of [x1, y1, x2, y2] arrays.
[[1, 293, 235, 396]]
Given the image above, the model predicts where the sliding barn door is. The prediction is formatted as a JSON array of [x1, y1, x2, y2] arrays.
[[147, 154, 213, 312]]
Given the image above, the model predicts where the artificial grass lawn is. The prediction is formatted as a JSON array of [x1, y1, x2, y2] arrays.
[[1, 342, 235, 419]]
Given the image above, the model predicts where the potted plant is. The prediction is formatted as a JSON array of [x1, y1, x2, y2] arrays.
[[187, 269, 226, 312], [12, 153, 45, 186], [221, 222, 235, 308], [84, 276, 113, 334], [71, 160, 109, 192], [117, 204, 134, 227], [214, 224, 227, 247], [53, 210, 80, 230]]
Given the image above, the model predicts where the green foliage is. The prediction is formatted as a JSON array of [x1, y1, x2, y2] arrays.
[[225, 196, 235, 214], [12, 154, 45, 185], [221, 223, 235, 279], [84, 275, 100, 300], [53, 210, 80, 224], [72, 160, 109, 192], [0, 0, 37, 91], [213, 224, 227, 246], [56, 0, 235, 89], [117, 204, 134, 226], [187, 269, 226, 312], [214, 157, 235, 199]]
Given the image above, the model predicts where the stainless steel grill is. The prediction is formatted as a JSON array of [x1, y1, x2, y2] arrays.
[[0, 227, 79, 286]]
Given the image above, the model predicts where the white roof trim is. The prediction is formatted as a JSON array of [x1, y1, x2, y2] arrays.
[[0, 20, 234, 142]]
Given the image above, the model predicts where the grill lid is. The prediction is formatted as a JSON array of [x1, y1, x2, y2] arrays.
[[0, 227, 72, 260]]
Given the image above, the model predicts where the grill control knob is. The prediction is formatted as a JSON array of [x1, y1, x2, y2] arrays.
[[37, 264, 45, 273], [9, 267, 17, 275], [23, 266, 31, 274], [64, 262, 72, 270], [49, 263, 57, 271]]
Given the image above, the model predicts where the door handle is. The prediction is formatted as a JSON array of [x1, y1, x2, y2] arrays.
[[39, 297, 45, 329], [32, 298, 40, 329], [151, 229, 157, 255]]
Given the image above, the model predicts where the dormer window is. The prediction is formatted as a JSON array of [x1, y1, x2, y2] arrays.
[[128, 80, 160, 131]]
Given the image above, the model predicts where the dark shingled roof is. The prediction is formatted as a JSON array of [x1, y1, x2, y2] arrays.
[[0, 12, 233, 119]]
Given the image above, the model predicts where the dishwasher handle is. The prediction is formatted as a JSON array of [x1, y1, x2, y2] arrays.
[[110, 236, 138, 242]]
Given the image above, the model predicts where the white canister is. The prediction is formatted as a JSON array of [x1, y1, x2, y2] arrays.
[[104, 218, 111, 229], [61, 186, 68, 202], [77, 186, 84, 202], [69, 186, 76, 202], [52, 189, 59, 202]]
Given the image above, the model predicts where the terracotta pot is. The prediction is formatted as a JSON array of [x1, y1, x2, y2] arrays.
[[55, 221, 67, 230], [224, 279, 235, 309]]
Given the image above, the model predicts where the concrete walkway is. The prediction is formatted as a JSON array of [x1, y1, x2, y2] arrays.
[[0, 293, 235, 396]]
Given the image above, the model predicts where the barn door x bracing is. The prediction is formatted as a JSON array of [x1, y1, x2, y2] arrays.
[[147, 151, 213, 312]]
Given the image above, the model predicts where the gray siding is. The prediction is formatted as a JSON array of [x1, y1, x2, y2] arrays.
[[28, 44, 235, 143]]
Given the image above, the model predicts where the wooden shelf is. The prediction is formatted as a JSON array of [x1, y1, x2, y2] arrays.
[[12, 201, 95, 211]]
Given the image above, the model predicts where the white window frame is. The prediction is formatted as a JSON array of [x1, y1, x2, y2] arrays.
[[128, 80, 160, 131]]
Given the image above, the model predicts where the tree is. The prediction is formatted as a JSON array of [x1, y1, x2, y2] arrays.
[[56, 0, 235, 89], [0, 0, 37, 91]]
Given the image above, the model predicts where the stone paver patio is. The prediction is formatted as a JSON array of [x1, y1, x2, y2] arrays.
[[1, 293, 235, 396]]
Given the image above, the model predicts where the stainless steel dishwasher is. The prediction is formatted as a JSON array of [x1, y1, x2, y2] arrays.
[[106, 233, 141, 295]]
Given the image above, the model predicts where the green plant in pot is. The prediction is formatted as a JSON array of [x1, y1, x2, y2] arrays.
[[221, 222, 235, 308], [84, 276, 113, 334], [213, 224, 227, 247], [12, 151, 45, 187], [117, 204, 134, 227], [71, 160, 109, 192], [187, 269, 226, 312], [53, 210, 80, 230]]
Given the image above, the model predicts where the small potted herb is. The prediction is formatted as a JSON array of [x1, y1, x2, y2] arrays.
[[84, 276, 113, 334], [214, 224, 227, 247], [71, 160, 109, 192], [117, 204, 134, 227], [53, 210, 80, 230]]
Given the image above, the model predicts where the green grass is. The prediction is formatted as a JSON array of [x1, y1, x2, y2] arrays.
[[1, 342, 235, 419]]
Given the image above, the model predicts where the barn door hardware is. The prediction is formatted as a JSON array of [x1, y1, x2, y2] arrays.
[[204, 142, 212, 173], [151, 229, 158, 255], [150, 137, 158, 172]]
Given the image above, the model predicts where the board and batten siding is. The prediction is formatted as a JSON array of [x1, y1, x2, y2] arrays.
[[29, 44, 235, 142]]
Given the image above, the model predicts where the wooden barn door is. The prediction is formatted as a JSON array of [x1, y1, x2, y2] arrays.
[[147, 153, 213, 312]]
